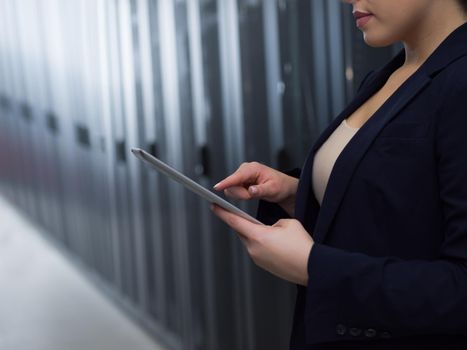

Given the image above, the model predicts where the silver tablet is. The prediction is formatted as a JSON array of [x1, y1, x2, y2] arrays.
[[131, 148, 263, 225]]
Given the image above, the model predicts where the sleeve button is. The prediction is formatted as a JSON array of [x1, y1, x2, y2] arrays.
[[364, 328, 377, 338], [336, 324, 347, 336], [380, 331, 392, 339], [349, 327, 362, 336]]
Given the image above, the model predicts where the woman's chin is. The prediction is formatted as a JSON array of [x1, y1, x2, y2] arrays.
[[362, 33, 397, 48]]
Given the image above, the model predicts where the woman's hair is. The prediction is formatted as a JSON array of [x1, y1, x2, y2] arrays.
[[459, 0, 467, 13]]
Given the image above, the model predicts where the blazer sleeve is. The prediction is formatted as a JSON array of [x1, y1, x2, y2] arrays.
[[303, 81, 467, 344]]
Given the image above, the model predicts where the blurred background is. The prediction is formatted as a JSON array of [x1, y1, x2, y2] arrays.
[[0, 0, 401, 349]]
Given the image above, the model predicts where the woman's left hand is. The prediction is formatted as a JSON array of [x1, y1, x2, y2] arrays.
[[210, 204, 314, 286]]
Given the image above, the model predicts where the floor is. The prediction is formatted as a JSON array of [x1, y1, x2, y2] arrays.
[[0, 195, 167, 350]]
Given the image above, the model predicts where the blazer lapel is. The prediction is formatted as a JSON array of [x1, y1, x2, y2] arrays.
[[295, 66, 394, 232], [312, 73, 431, 243], [295, 50, 406, 233], [294, 71, 387, 232]]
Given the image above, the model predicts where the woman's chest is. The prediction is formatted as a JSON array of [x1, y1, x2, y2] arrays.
[[346, 68, 417, 128], [346, 85, 398, 129]]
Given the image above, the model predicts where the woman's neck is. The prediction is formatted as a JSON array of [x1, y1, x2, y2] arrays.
[[402, 7, 467, 68]]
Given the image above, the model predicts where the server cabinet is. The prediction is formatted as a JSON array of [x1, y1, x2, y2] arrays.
[[15, 0, 48, 230], [139, 0, 171, 329], [29, 0, 66, 244], [117, 0, 149, 308], [155, 0, 196, 346], [40, 0, 78, 251], [172, 1, 212, 349], [237, 1, 296, 349], [0, 0, 13, 199], [4, 0, 37, 218], [78, 0, 116, 281], [66, 1, 97, 268], [197, 2, 240, 350], [95, 0, 121, 289]]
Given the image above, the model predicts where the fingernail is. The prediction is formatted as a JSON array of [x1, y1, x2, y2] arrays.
[[249, 186, 258, 195], [213, 182, 221, 189], [210, 204, 215, 211]]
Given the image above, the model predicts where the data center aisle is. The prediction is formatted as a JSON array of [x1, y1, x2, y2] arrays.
[[0, 195, 166, 350]]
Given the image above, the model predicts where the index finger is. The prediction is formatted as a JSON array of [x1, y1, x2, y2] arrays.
[[213, 168, 257, 191]]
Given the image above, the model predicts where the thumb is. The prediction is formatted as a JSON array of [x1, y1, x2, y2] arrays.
[[272, 218, 289, 228]]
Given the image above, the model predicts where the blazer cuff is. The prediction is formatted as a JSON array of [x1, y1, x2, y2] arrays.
[[303, 244, 425, 344], [304, 243, 348, 344]]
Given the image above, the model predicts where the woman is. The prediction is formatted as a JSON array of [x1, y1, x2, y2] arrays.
[[211, 0, 467, 349]]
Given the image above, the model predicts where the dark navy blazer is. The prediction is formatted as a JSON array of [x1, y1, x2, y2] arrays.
[[257, 22, 467, 349]]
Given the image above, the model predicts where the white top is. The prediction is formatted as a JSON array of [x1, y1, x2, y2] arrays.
[[312, 119, 360, 206]]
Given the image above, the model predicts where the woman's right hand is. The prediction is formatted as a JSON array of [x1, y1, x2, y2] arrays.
[[213, 162, 299, 217]]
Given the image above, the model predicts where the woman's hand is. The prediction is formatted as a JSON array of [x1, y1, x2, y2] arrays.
[[213, 162, 299, 217], [210, 204, 314, 286]]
